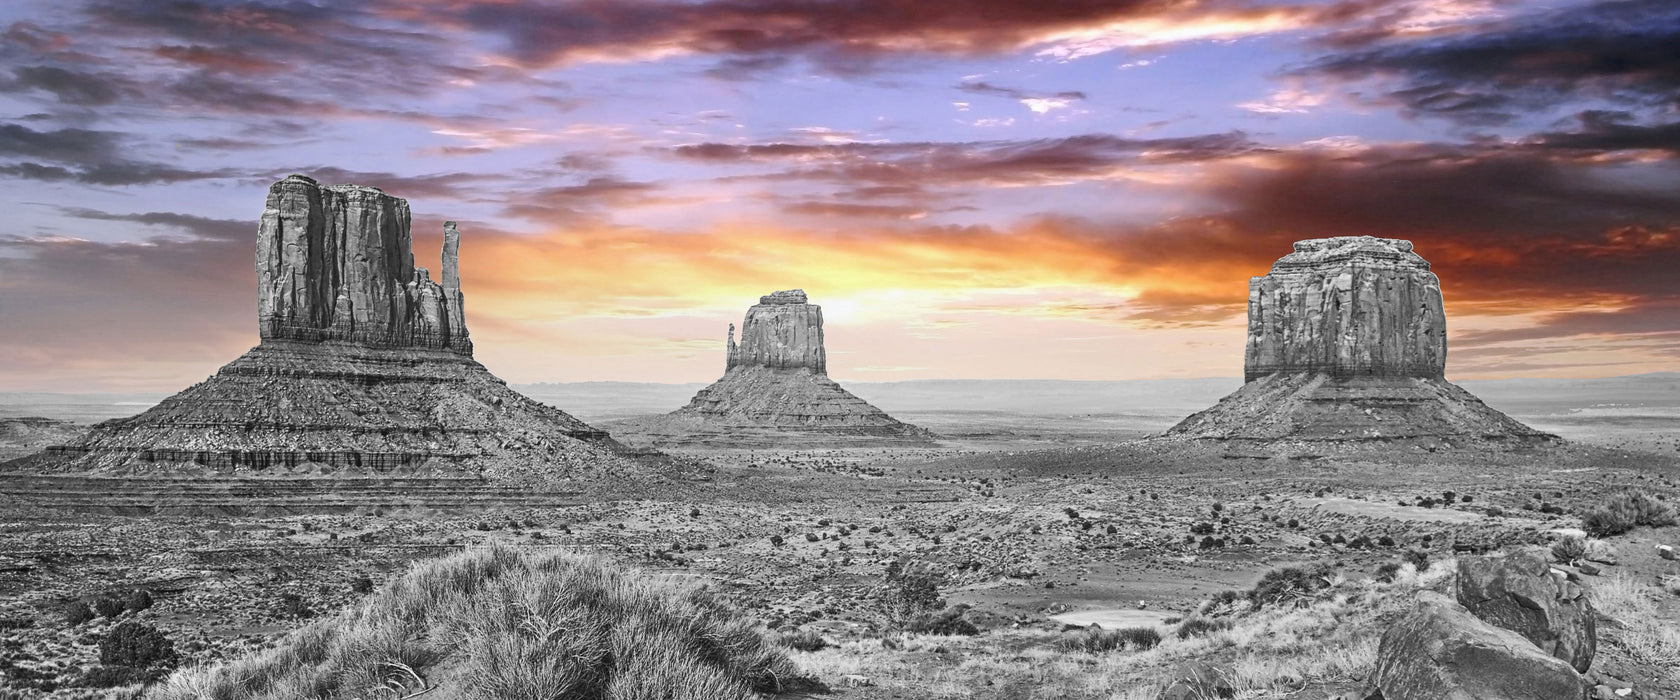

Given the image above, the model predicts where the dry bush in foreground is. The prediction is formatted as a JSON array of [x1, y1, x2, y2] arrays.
[[1581, 491, 1676, 537], [148, 546, 806, 700]]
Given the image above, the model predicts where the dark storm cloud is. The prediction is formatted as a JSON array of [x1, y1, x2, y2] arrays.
[[401, 0, 1387, 73], [671, 132, 1263, 186], [258, 167, 501, 200], [0, 124, 121, 162], [0, 123, 231, 185], [0, 65, 127, 105], [58, 207, 249, 241], [956, 81, 1087, 103], [1530, 111, 1680, 157], [501, 177, 662, 223], [1301, 0, 1680, 124], [1455, 300, 1680, 346]]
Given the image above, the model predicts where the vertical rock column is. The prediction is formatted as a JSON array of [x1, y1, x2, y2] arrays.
[[731, 289, 827, 374], [442, 221, 472, 354], [1243, 236, 1445, 382], [255, 174, 471, 355]]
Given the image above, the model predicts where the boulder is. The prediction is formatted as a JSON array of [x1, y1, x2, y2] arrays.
[[1370, 592, 1587, 700], [1456, 549, 1595, 672], [1584, 540, 1618, 566]]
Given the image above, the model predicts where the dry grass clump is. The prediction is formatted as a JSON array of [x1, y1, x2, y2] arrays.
[[148, 545, 805, 700], [1056, 626, 1162, 653], [1581, 491, 1677, 537], [1589, 573, 1680, 680]]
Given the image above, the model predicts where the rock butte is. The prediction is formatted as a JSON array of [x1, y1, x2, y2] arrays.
[[1168, 236, 1556, 444], [4, 175, 656, 503], [617, 290, 934, 446]]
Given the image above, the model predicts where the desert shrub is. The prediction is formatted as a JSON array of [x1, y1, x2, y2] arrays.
[[1576, 491, 1676, 537], [769, 535, 784, 546], [276, 592, 312, 619], [1248, 564, 1334, 609], [1190, 522, 1215, 535], [125, 590, 153, 614], [1551, 536, 1588, 564], [147, 546, 806, 700], [64, 601, 95, 626], [1056, 626, 1160, 653], [94, 597, 126, 619], [881, 564, 945, 627], [905, 606, 980, 636], [774, 628, 828, 652], [1176, 617, 1232, 640], [100, 621, 176, 670], [1404, 549, 1430, 572], [1374, 562, 1402, 583], [1198, 590, 1245, 616], [350, 576, 374, 594], [81, 665, 158, 688]]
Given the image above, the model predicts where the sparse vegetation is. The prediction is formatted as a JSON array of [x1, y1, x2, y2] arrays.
[[1248, 564, 1335, 609], [147, 546, 806, 700], [1551, 535, 1588, 564], [1582, 491, 1677, 537], [1056, 626, 1161, 653]]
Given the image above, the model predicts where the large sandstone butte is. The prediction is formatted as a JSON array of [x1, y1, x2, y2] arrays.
[[613, 290, 934, 446], [1168, 236, 1555, 444], [4, 175, 653, 499]]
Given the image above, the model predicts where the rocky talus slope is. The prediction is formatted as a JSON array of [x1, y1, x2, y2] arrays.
[[1167, 236, 1555, 445]]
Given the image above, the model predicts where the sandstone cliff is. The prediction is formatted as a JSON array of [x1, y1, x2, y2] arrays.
[[1168, 237, 1554, 445], [257, 174, 471, 354], [727, 289, 826, 373], [1245, 236, 1444, 382]]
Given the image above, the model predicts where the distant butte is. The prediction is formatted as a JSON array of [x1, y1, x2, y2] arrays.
[[1166, 236, 1558, 445], [4, 175, 659, 494], [610, 289, 935, 447]]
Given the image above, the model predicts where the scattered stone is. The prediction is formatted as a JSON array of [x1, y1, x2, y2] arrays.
[[1578, 561, 1602, 576], [1166, 237, 1559, 444], [1456, 549, 1595, 672], [1658, 545, 1676, 561], [1370, 591, 1587, 700]]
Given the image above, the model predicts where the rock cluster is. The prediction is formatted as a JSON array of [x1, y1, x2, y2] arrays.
[[257, 174, 471, 353], [5, 176, 647, 488], [613, 290, 933, 446], [1167, 237, 1555, 445], [1369, 550, 1596, 699]]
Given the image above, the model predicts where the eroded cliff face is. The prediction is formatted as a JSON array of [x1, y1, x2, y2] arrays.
[[726, 289, 826, 374], [256, 174, 471, 354], [1244, 236, 1445, 382]]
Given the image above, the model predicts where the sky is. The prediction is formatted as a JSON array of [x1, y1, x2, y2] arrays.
[[0, 0, 1676, 392]]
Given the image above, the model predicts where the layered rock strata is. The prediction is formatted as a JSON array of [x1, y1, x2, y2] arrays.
[[1167, 236, 1555, 444], [1245, 237, 1443, 381], [257, 175, 471, 354], [613, 290, 933, 446], [4, 175, 649, 489]]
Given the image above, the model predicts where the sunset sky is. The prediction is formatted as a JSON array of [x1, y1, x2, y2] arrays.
[[0, 0, 1676, 392]]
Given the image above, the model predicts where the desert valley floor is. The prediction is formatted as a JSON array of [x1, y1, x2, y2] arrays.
[[2, 375, 1678, 699]]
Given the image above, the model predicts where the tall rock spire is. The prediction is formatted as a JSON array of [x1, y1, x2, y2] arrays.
[[442, 221, 471, 354], [732, 289, 826, 374]]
